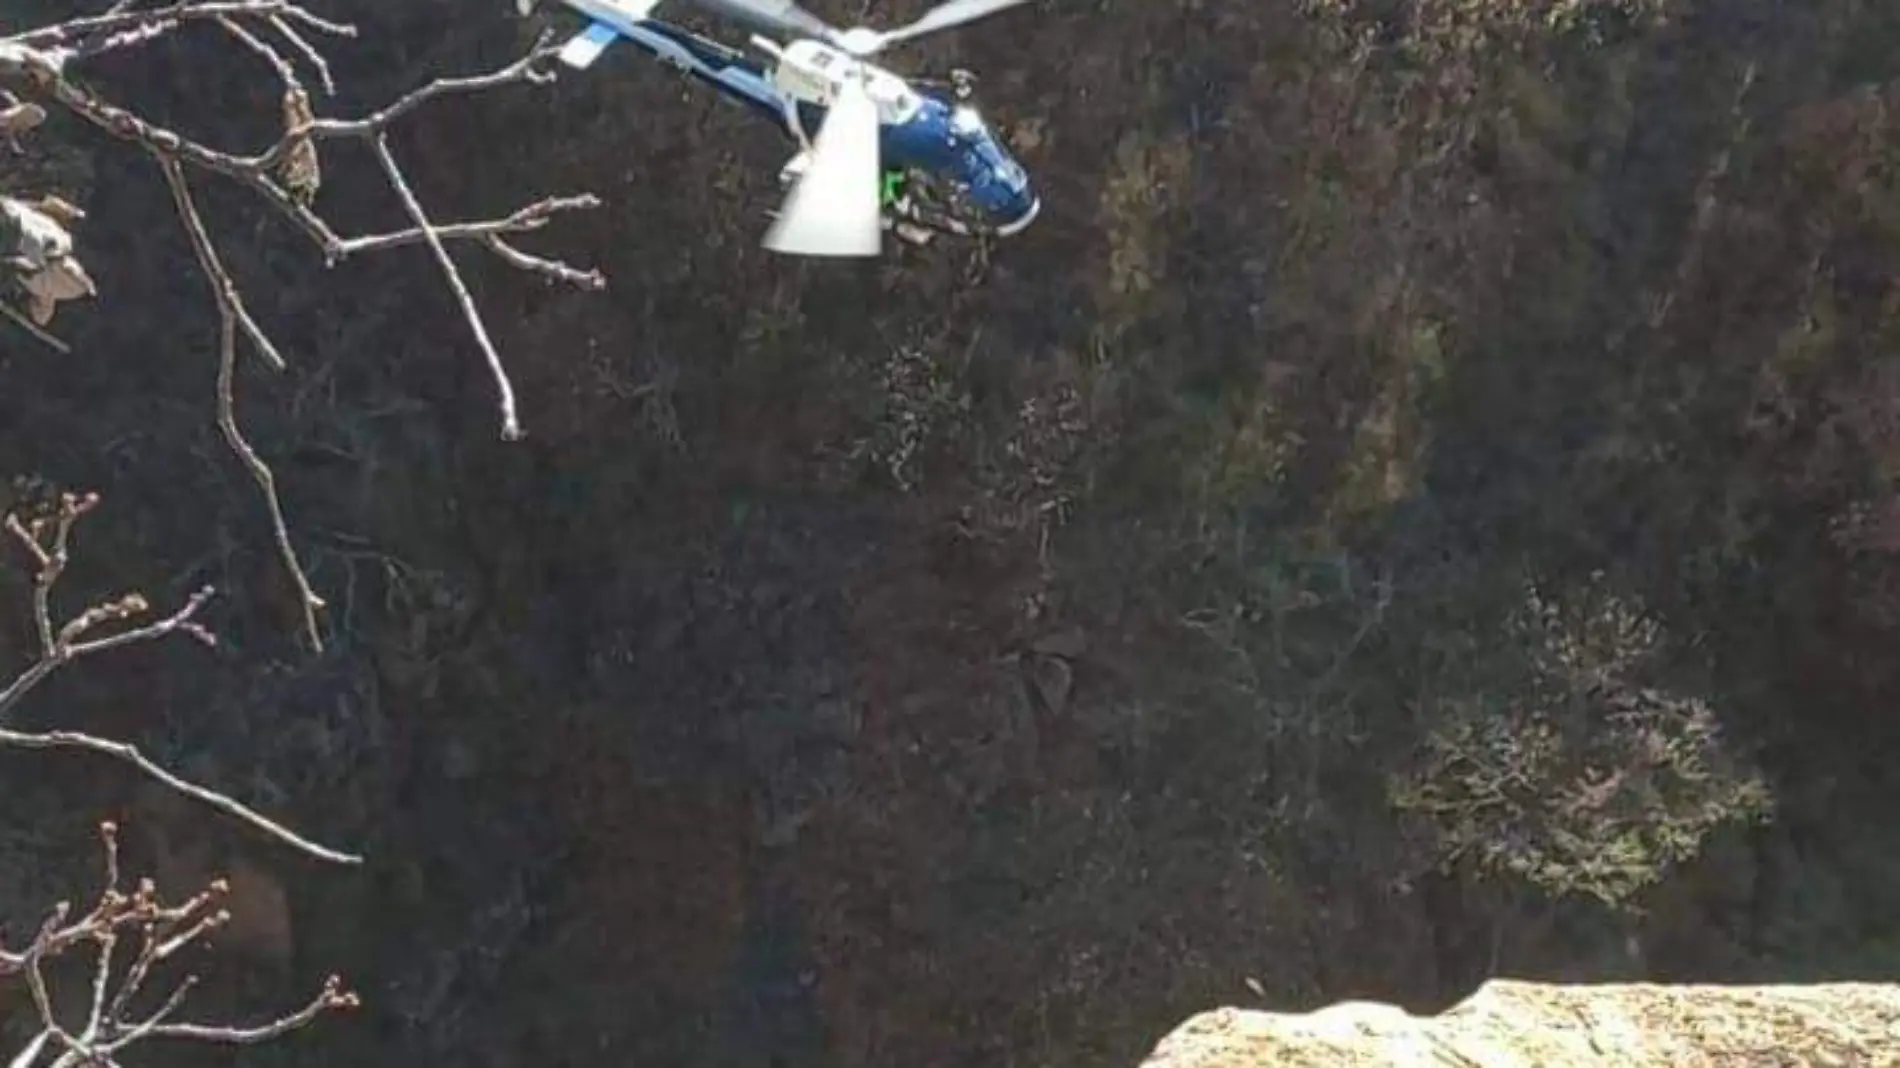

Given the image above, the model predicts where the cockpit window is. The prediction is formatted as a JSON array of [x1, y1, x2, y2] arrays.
[[963, 149, 1026, 192]]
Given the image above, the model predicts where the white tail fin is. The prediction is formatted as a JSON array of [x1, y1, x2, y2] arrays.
[[763, 73, 883, 257]]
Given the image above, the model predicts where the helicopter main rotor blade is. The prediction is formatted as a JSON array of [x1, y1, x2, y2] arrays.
[[682, 0, 841, 40], [763, 73, 883, 257], [871, 0, 1032, 48]]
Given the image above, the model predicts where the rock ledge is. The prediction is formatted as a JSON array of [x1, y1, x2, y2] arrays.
[[1139, 980, 1900, 1067]]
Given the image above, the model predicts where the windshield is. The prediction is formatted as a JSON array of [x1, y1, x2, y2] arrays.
[[950, 106, 1028, 191]]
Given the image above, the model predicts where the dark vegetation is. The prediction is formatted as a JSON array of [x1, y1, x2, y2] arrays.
[[4, 0, 1900, 1064]]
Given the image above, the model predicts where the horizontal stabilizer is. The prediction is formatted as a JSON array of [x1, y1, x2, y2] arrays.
[[558, 21, 621, 69]]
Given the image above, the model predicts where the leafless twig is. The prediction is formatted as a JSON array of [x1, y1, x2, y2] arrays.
[[0, 491, 361, 865], [6, 2, 353, 53], [0, 2, 607, 650], [370, 132, 526, 439], [159, 155, 320, 645], [0, 492, 215, 721], [267, 15, 334, 95], [0, 301, 69, 354], [0, 822, 358, 1067], [0, 728, 357, 865]]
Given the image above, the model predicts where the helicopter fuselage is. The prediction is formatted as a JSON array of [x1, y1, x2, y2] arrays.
[[555, 11, 1040, 238]]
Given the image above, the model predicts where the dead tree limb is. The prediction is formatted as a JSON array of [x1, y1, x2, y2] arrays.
[[0, 490, 361, 866], [0, 821, 357, 1068], [0, 2, 608, 652], [158, 155, 319, 645]]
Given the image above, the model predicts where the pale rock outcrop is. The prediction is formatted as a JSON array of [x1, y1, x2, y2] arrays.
[[1139, 980, 1900, 1068]]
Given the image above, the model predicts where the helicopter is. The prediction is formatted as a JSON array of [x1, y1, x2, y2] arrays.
[[518, 0, 1042, 257]]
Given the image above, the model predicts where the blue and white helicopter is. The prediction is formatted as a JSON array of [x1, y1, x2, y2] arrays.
[[519, 0, 1042, 257]]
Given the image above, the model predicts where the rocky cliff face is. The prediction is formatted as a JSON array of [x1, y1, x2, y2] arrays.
[[1141, 982, 1900, 1068], [7, 2, 1900, 1067]]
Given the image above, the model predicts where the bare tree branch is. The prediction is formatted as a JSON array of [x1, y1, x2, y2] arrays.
[[0, 491, 362, 866], [0, 823, 358, 1067], [0, 301, 69, 353], [0, 12, 598, 283], [0, 12, 539, 1065], [370, 132, 525, 438], [335, 194, 605, 265], [159, 155, 320, 644], [0, 728, 359, 865], [0, 493, 215, 720], [6, 2, 353, 55], [267, 15, 334, 96], [0, 1, 607, 649]]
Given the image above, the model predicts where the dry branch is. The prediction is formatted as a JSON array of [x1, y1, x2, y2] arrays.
[[159, 155, 318, 645], [0, 300, 68, 352], [0, 490, 361, 866], [0, 1, 608, 652], [0, 821, 357, 1068], [0, 14, 528, 1064]]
